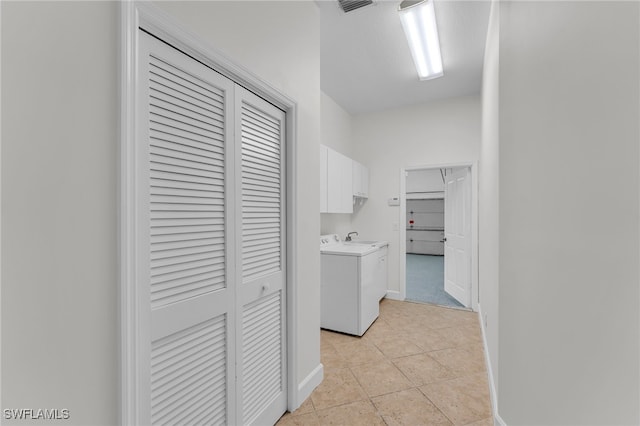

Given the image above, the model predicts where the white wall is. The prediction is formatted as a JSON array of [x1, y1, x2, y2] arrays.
[[321, 92, 352, 157], [352, 95, 481, 294], [2, 1, 321, 422], [320, 92, 354, 237], [478, 0, 500, 415], [497, 1, 639, 423], [2, 2, 119, 423]]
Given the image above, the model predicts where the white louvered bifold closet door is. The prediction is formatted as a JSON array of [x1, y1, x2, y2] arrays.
[[235, 87, 287, 426], [137, 32, 237, 425]]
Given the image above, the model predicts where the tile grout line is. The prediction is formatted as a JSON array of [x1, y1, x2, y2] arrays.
[[368, 336, 458, 425], [296, 302, 491, 425]]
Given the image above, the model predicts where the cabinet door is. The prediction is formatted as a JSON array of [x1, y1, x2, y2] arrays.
[[327, 148, 352, 213], [360, 252, 379, 335], [352, 161, 369, 199], [375, 247, 388, 300], [360, 164, 369, 198], [320, 145, 328, 213], [326, 148, 341, 212], [352, 161, 362, 197], [340, 154, 353, 213]]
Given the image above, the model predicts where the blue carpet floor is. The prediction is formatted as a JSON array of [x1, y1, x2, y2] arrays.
[[406, 254, 464, 308]]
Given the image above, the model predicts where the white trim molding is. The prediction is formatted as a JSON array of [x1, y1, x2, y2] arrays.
[[385, 290, 404, 301], [118, 2, 139, 423], [119, 2, 301, 423], [296, 363, 324, 409], [478, 304, 506, 426], [0, 0, 4, 412]]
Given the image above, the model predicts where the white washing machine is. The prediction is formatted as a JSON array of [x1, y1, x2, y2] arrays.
[[320, 234, 380, 336]]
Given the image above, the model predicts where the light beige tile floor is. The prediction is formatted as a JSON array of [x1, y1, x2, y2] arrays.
[[277, 299, 492, 426]]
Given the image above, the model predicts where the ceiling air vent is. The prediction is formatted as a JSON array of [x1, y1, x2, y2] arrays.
[[338, 0, 374, 13]]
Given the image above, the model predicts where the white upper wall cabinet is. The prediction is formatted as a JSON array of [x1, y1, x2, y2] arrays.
[[327, 148, 353, 213], [320, 145, 328, 213], [352, 161, 369, 198], [321, 144, 354, 214]]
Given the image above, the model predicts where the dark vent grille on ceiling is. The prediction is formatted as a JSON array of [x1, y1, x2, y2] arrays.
[[338, 0, 374, 13]]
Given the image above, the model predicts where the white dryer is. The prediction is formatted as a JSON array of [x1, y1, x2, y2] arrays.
[[320, 234, 379, 336]]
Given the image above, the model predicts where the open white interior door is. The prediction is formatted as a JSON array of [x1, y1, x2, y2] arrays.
[[444, 167, 471, 307]]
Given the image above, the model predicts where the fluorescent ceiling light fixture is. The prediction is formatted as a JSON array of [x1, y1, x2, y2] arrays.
[[398, 0, 444, 80]]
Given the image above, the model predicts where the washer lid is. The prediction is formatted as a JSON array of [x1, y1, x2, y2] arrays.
[[320, 243, 378, 256]]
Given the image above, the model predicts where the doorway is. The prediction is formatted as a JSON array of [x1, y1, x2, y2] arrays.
[[400, 164, 477, 310]]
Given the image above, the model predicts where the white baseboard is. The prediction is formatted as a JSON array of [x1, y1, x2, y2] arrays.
[[477, 304, 506, 426], [385, 290, 403, 301], [292, 363, 323, 411]]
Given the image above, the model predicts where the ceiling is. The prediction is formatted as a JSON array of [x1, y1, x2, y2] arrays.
[[318, 0, 491, 115]]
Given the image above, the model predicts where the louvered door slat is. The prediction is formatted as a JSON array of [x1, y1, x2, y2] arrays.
[[151, 145, 225, 169], [151, 157, 225, 181], [243, 186, 280, 197], [150, 180, 224, 197], [242, 106, 280, 129], [150, 235, 224, 250], [150, 56, 225, 106], [242, 138, 280, 158], [151, 243, 222, 261], [150, 89, 223, 125], [242, 141, 280, 161], [243, 155, 280, 173], [243, 171, 280, 185], [242, 120, 280, 143], [243, 242, 279, 254], [149, 79, 225, 119], [150, 133, 225, 158], [150, 105, 225, 139], [150, 122, 223, 149], [243, 247, 280, 262], [150, 147, 224, 169], [243, 193, 280, 203], [151, 234, 223, 247]]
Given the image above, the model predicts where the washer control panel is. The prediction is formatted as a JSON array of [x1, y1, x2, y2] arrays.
[[320, 234, 341, 247]]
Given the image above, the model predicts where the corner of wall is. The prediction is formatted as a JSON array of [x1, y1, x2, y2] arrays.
[[479, 0, 501, 422]]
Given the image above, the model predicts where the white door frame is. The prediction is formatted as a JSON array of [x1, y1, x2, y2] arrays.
[[119, 2, 300, 423], [399, 162, 478, 312]]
